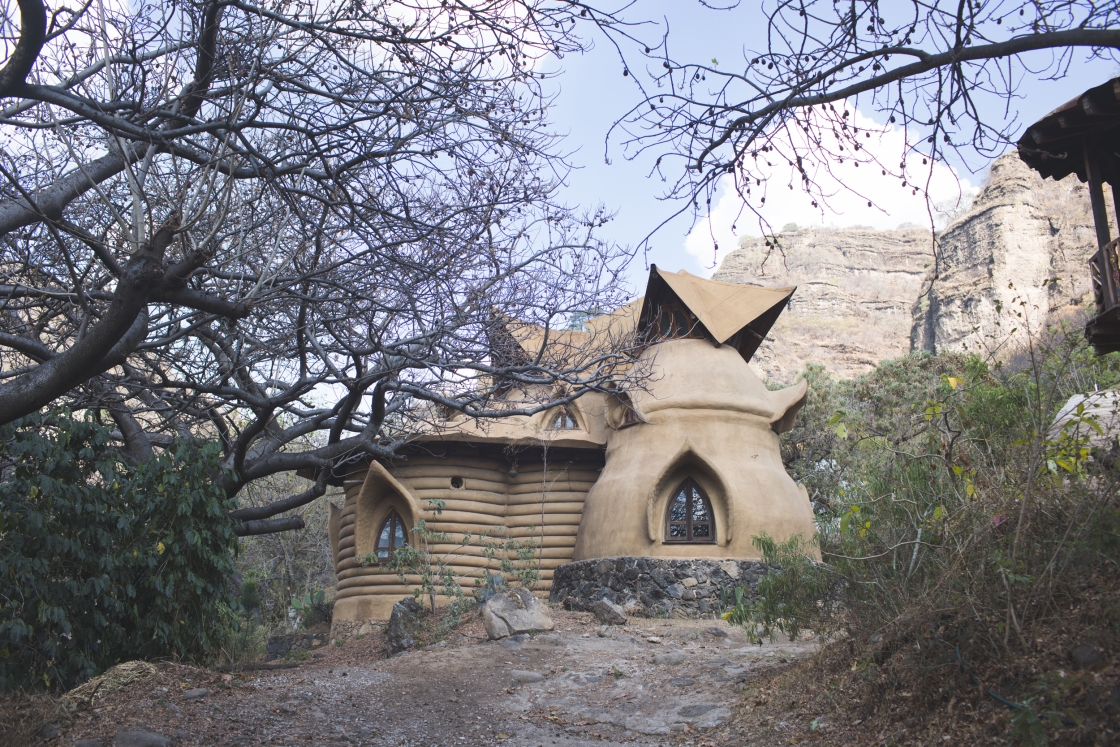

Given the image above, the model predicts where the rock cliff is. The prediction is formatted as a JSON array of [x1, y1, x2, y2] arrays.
[[911, 153, 1109, 355], [713, 226, 933, 382], [713, 153, 1111, 382]]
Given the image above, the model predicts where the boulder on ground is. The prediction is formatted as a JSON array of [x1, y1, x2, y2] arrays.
[[482, 588, 554, 640], [387, 597, 424, 655], [590, 598, 628, 625]]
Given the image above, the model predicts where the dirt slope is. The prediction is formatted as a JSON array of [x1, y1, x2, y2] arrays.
[[46, 612, 815, 747]]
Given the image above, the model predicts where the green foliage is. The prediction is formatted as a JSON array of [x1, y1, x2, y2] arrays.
[[218, 617, 269, 667], [290, 588, 331, 629], [0, 410, 239, 691], [290, 589, 325, 611], [721, 533, 834, 643], [234, 473, 334, 632], [239, 578, 262, 613], [743, 320, 1120, 723]]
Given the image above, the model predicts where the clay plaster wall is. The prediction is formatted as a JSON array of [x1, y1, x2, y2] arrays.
[[331, 451, 601, 621], [573, 339, 816, 562]]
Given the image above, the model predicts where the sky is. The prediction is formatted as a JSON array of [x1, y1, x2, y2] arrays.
[[540, 1, 1119, 292]]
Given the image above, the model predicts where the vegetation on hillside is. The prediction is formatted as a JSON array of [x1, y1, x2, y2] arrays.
[[728, 321, 1120, 743]]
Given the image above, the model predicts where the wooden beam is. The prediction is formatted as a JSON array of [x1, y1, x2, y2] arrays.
[[1085, 139, 1113, 249]]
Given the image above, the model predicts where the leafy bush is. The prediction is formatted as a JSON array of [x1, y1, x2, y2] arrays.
[[730, 321, 1120, 735], [290, 589, 332, 629], [722, 533, 835, 643], [0, 411, 239, 691]]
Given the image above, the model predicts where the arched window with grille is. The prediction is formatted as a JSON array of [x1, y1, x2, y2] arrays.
[[548, 406, 579, 430], [375, 510, 409, 562], [665, 478, 715, 543]]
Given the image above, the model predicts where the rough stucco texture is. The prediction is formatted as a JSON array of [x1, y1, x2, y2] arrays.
[[572, 339, 816, 563], [550, 557, 770, 618], [912, 153, 1111, 355], [332, 453, 600, 622]]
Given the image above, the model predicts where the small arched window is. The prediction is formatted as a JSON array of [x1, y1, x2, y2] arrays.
[[375, 511, 409, 562], [665, 478, 715, 543], [548, 406, 579, 430]]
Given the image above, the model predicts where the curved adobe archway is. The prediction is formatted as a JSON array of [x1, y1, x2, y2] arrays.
[[353, 462, 420, 559], [644, 439, 733, 546]]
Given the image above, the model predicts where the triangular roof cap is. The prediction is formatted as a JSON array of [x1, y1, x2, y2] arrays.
[[637, 266, 794, 362]]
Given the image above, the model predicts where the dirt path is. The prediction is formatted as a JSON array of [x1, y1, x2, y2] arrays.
[[57, 614, 816, 747]]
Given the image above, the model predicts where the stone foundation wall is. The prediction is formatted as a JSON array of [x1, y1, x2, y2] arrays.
[[266, 630, 330, 661], [549, 557, 770, 618], [330, 618, 386, 641]]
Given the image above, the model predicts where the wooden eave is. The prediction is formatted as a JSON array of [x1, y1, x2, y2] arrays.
[[1017, 77, 1120, 186]]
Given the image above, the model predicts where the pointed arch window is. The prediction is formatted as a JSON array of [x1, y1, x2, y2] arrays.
[[375, 511, 409, 562], [548, 406, 579, 430], [665, 478, 715, 543]]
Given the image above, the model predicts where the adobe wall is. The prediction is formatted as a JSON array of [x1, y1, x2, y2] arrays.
[[573, 339, 817, 562], [331, 448, 602, 621]]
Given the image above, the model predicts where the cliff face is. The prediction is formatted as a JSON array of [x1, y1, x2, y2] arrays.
[[712, 227, 932, 383], [713, 153, 1109, 382], [911, 154, 1106, 355]]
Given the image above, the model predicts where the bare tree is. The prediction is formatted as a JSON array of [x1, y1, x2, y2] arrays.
[[0, 0, 642, 533], [605, 0, 1120, 253]]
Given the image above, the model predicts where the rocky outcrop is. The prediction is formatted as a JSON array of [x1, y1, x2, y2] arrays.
[[713, 226, 932, 382], [481, 588, 555, 640], [386, 597, 423, 655], [911, 153, 1110, 354], [714, 153, 1113, 379], [550, 557, 769, 619]]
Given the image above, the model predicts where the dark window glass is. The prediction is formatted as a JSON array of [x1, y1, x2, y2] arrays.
[[669, 493, 688, 521], [659, 311, 673, 338], [375, 511, 408, 561], [664, 478, 715, 543], [549, 407, 579, 430], [673, 309, 690, 337], [654, 303, 701, 341]]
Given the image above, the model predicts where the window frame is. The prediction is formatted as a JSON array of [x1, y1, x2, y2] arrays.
[[547, 405, 580, 430], [374, 510, 409, 563], [653, 302, 704, 341], [663, 478, 716, 544]]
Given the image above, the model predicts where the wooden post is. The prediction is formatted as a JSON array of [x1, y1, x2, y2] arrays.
[[1085, 140, 1112, 249]]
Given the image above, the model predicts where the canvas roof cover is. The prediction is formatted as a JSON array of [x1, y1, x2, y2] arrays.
[[637, 266, 794, 362], [497, 268, 793, 366]]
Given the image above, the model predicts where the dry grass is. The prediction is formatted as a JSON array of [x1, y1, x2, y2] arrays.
[[708, 570, 1120, 747], [0, 691, 69, 747]]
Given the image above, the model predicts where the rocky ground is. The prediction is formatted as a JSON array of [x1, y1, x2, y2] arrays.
[[46, 611, 817, 747]]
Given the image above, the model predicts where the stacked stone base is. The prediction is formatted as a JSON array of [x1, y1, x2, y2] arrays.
[[549, 557, 769, 619], [329, 618, 386, 641], [266, 630, 330, 660]]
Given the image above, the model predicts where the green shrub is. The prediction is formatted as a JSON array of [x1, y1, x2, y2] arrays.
[[290, 589, 332, 629], [722, 533, 835, 643], [0, 410, 239, 691], [736, 322, 1120, 673]]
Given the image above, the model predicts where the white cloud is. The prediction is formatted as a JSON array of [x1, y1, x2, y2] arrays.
[[683, 105, 979, 276]]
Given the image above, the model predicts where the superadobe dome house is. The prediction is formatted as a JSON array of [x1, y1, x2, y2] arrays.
[[324, 266, 817, 626]]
